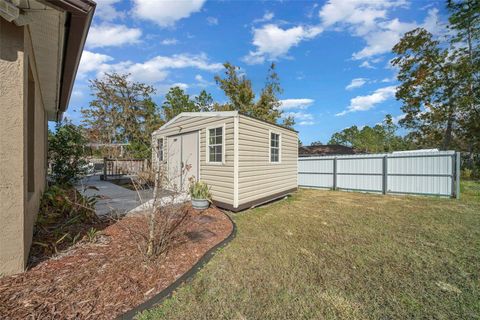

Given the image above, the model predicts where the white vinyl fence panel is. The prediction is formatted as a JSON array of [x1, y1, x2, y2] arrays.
[[298, 151, 460, 198]]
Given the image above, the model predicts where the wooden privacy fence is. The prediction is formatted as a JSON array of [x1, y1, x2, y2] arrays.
[[103, 158, 149, 180], [298, 150, 461, 199]]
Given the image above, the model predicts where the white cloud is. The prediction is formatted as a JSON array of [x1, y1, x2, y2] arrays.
[[283, 111, 315, 126], [194, 74, 213, 87], [381, 76, 396, 83], [242, 51, 266, 65], [318, 1, 443, 61], [243, 24, 322, 64], [87, 24, 142, 48], [306, 3, 319, 19], [336, 85, 396, 116], [279, 99, 314, 110], [72, 89, 84, 98], [172, 82, 189, 90], [319, 0, 406, 34], [95, 0, 124, 21], [253, 11, 275, 24], [359, 60, 375, 69], [422, 8, 445, 37], [78, 51, 114, 77], [392, 113, 405, 124], [133, 0, 206, 27], [346, 78, 368, 90], [207, 16, 218, 25], [279, 99, 315, 125], [79, 52, 222, 84], [352, 18, 416, 60], [116, 54, 222, 83], [299, 121, 315, 126], [263, 11, 274, 21], [161, 38, 179, 45]]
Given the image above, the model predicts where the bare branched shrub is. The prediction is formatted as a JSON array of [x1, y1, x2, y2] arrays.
[[136, 170, 156, 187], [116, 140, 194, 261], [146, 203, 191, 258]]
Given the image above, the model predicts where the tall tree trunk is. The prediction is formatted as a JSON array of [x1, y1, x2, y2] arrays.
[[442, 114, 454, 150], [468, 142, 473, 168]]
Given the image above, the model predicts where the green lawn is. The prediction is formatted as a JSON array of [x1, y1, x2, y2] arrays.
[[139, 181, 480, 319]]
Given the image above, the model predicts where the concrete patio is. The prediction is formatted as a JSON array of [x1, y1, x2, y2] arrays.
[[76, 175, 190, 217], [76, 175, 154, 217]]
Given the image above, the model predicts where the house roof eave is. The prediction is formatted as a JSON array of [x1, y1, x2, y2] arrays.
[[42, 0, 96, 121]]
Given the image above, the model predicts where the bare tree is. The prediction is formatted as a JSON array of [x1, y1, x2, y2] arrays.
[[115, 140, 193, 261]]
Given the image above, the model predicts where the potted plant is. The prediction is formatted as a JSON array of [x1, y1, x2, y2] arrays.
[[189, 180, 211, 210]]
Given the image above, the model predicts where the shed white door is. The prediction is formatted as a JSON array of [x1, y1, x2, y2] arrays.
[[167, 131, 199, 191]]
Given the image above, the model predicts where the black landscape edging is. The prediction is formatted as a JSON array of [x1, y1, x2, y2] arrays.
[[119, 211, 237, 320]]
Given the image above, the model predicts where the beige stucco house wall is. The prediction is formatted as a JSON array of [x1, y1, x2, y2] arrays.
[[152, 112, 298, 211], [0, 0, 94, 276]]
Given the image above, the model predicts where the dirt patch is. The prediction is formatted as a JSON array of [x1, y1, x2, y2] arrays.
[[0, 206, 233, 320]]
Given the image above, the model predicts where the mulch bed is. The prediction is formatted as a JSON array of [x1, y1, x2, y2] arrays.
[[0, 206, 233, 320]]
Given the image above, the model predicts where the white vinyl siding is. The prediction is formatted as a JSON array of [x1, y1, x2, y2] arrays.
[[238, 115, 298, 206], [153, 116, 234, 204], [153, 113, 298, 209]]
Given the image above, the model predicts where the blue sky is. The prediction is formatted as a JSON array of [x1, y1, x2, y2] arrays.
[[68, 0, 447, 144]]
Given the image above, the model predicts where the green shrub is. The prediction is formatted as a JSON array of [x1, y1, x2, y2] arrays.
[[48, 121, 87, 185], [462, 168, 473, 180], [38, 185, 97, 225], [32, 185, 99, 258], [189, 180, 211, 200], [85, 227, 99, 242]]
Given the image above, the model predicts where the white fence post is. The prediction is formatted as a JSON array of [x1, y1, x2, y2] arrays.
[[456, 152, 461, 199], [382, 155, 388, 195], [333, 157, 337, 190]]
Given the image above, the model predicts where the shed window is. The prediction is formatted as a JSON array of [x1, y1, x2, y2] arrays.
[[157, 138, 164, 162], [270, 132, 280, 163], [208, 127, 223, 163]]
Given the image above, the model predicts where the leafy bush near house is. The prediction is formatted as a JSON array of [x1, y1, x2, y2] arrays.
[[38, 185, 97, 223], [30, 185, 101, 263], [48, 121, 88, 185], [189, 180, 211, 200]]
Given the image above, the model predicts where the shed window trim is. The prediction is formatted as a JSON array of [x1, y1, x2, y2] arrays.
[[157, 137, 164, 162], [269, 130, 281, 164], [206, 124, 225, 165]]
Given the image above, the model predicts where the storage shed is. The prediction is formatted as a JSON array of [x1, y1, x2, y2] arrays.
[[152, 111, 298, 211]]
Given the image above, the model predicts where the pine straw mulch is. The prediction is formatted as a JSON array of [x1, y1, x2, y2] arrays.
[[0, 206, 233, 320]]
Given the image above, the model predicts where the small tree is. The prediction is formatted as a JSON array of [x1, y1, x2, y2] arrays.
[[81, 73, 163, 158], [162, 87, 214, 121], [48, 121, 87, 185], [116, 141, 194, 261]]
